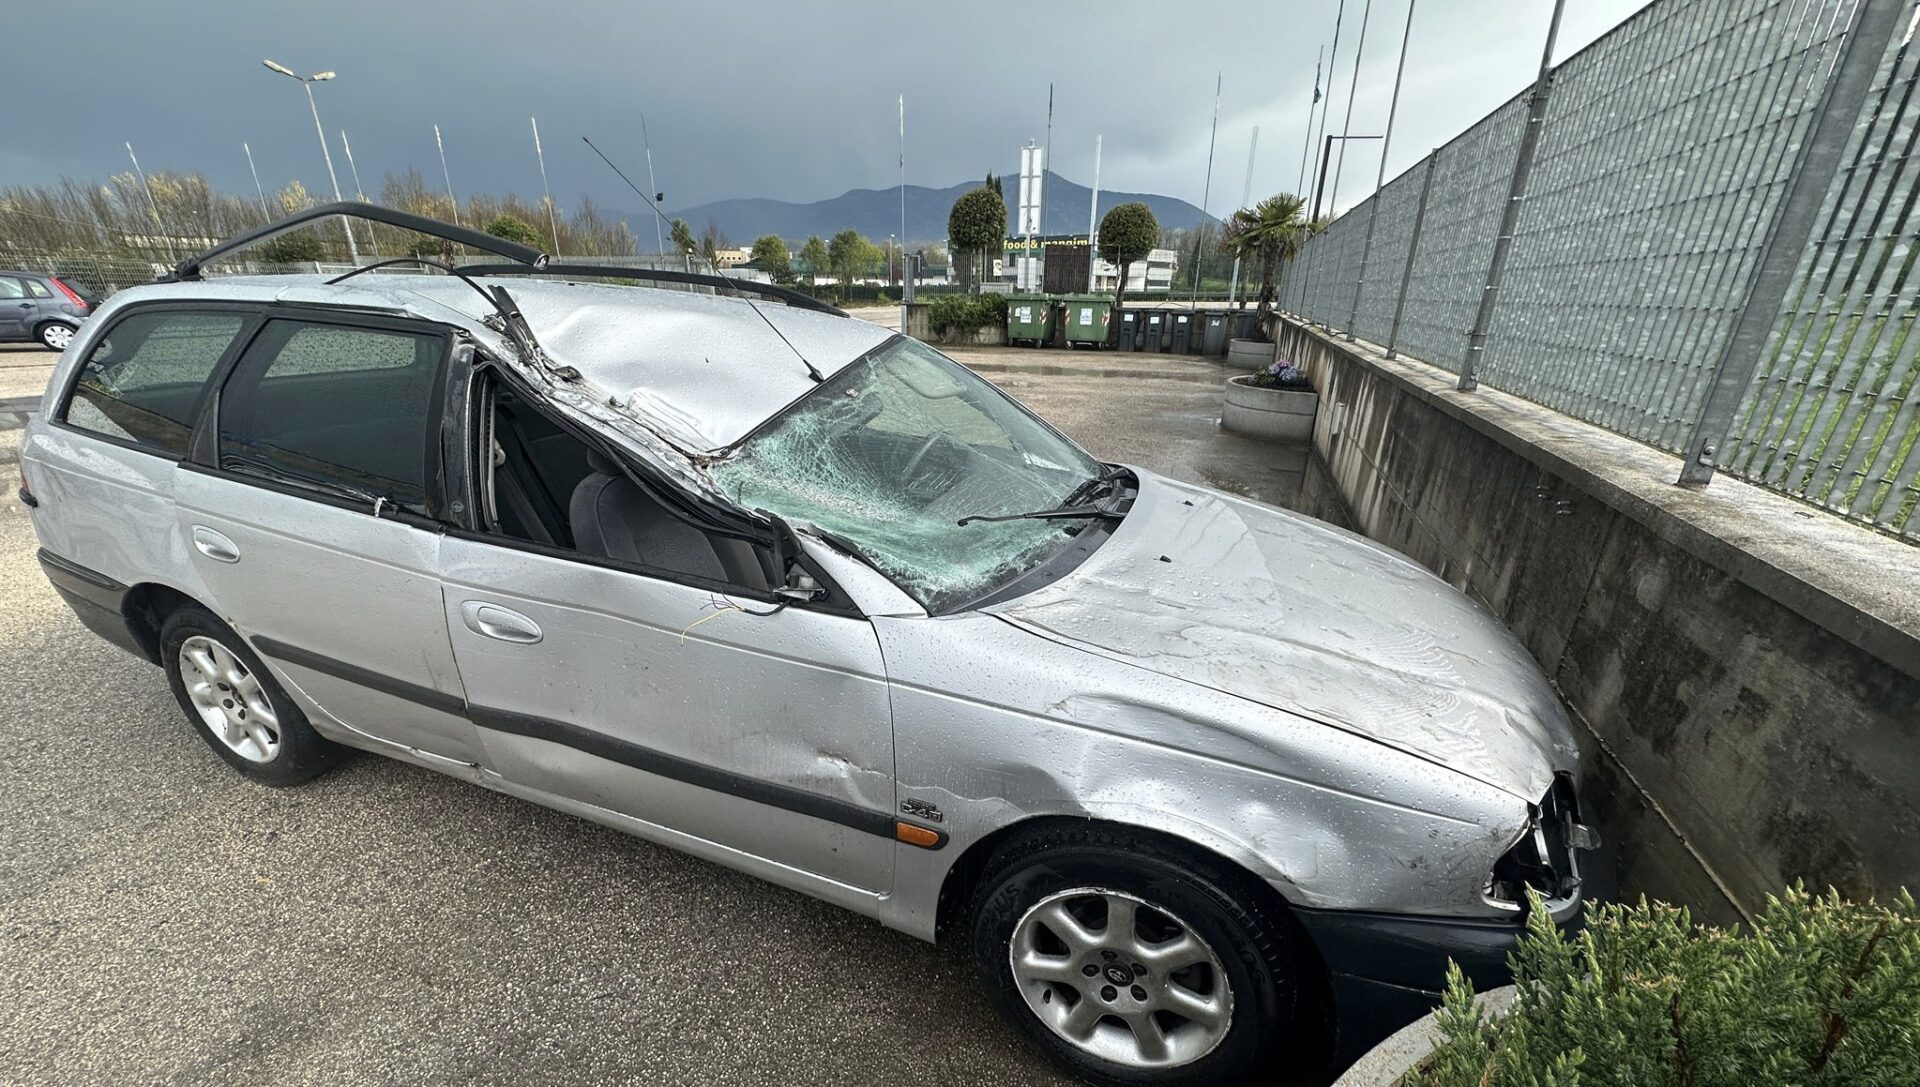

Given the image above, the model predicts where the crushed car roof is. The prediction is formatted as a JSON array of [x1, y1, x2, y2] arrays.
[[108, 273, 892, 453]]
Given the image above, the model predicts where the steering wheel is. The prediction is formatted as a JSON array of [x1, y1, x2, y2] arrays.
[[901, 432, 945, 481]]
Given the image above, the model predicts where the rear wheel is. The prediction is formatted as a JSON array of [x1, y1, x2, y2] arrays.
[[968, 824, 1302, 1086], [36, 322, 75, 351], [160, 606, 341, 785]]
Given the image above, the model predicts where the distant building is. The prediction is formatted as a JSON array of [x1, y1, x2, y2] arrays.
[[712, 247, 754, 268], [983, 234, 1178, 294]]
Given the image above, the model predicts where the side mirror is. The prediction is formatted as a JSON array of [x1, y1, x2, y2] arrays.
[[775, 570, 823, 603]]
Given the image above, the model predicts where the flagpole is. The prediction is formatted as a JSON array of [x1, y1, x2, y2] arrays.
[[243, 141, 271, 221], [899, 93, 909, 333], [1309, 0, 1348, 199], [1297, 45, 1324, 195], [533, 117, 561, 254], [434, 124, 459, 225], [1229, 125, 1258, 308], [1191, 71, 1221, 305]]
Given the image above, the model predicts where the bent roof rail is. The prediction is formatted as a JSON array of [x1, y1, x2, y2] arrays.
[[161, 201, 549, 283], [452, 263, 849, 318]]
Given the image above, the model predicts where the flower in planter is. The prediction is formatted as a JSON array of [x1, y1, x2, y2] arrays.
[[1248, 357, 1314, 391]]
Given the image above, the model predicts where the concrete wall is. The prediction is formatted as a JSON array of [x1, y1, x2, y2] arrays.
[[1272, 317, 1920, 925]]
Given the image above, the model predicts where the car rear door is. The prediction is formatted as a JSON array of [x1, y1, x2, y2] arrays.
[[0, 276, 29, 339], [176, 309, 483, 770]]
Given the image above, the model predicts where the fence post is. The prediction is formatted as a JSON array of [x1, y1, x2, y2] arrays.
[[1456, 0, 1566, 391], [1676, 0, 1906, 486], [1385, 150, 1438, 360]]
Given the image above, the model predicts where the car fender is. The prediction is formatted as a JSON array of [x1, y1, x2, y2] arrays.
[[873, 613, 1531, 942]]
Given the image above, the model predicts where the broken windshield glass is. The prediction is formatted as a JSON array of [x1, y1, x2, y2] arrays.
[[709, 337, 1107, 612]]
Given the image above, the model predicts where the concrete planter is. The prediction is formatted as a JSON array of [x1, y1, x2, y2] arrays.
[[1226, 337, 1277, 371], [1332, 986, 1517, 1087], [1221, 375, 1318, 442], [935, 324, 1007, 346]]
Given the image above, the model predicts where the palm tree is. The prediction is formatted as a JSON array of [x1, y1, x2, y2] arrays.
[[1220, 193, 1309, 330]]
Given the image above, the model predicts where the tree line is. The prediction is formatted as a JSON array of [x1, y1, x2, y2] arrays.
[[0, 169, 639, 264]]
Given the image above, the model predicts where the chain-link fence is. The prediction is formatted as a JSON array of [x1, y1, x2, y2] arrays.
[[1278, 0, 1918, 542]]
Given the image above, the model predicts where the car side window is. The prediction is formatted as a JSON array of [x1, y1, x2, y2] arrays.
[[24, 278, 52, 299], [218, 318, 447, 515], [481, 378, 776, 591], [0, 278, 24, 300], [61, 310, 248, 457]]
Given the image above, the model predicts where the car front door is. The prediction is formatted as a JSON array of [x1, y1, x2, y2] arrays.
[[438, 378, 897, 893], [176, 311, 483, 769]]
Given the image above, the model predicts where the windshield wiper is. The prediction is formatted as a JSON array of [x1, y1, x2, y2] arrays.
[[957, 465, 1132, 528], [957, 501, 1123, 528], [1059, 464, 1131, 506]]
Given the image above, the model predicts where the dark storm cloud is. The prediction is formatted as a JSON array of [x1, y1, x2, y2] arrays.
[[6, 0, 1649, 218]]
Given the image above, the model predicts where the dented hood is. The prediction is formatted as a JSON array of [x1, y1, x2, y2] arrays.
[[986, 471, 1576, 800]]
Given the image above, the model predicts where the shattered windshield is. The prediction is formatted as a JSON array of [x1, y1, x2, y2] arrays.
[[709, 336, 1107, 612]]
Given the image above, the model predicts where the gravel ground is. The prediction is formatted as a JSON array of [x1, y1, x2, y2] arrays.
[[0, 340, 1331, 1086]]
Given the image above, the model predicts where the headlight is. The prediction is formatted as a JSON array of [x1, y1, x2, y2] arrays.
[[1485, 773, 1599, 912]]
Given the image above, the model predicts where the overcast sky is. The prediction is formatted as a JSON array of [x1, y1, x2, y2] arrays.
[[8, 0, 1653, 218]]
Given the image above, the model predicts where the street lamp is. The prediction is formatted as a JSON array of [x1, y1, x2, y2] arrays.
[[261, 59, 360, 262]]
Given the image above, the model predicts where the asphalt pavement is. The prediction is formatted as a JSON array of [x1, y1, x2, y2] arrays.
[[0, 340, 1331, 1086]]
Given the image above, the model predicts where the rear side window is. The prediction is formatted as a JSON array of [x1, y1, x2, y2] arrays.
[[61, 310, 247, 456], [0, 278, 24, 300], [24, 279, 51, 299], [217, 319, 447, 514]]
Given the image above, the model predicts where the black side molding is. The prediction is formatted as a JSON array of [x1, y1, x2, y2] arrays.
[[467, 704, 897, 839], [252, 636, 468, 717], [37, 549, 125, 594], [248, 636, 919, 844]]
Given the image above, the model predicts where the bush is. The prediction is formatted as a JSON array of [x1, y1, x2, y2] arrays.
[[258, 229, 327, 264], [1415, 886, 1920, 1087], [927, 293, 1008, 334]]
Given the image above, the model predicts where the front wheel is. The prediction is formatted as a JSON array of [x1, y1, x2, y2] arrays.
[[968, 825, 1302, 1087]]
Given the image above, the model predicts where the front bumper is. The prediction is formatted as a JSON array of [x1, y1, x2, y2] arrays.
[[1292, 904, 1581, 1068]]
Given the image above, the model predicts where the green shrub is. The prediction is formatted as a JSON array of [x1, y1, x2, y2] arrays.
[[928, 293, 1008, 334], [258, 229, 327, 264], [1415, 886, 1920, 1087]]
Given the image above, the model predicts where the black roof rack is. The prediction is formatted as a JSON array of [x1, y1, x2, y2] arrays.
[[451, 262, 848, 318], [161, 201, 549, 283]]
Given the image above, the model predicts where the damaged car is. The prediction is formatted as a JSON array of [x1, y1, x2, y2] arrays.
[[21, 204, 1598, 1086]]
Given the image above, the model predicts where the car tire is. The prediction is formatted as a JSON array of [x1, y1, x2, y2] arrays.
[[968, 824, 1302, 1087], [160, 605, 342, 786], [36, 322, 76, 352]]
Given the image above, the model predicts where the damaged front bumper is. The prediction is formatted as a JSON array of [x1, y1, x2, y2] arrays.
[[1293, 903, 1582, 1068]]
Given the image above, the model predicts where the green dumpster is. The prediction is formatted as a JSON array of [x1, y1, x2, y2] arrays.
[[1006, 294, 1058, 347], [1057, 295, 1115, 349]]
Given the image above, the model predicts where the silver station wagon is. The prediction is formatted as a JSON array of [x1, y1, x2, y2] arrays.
[[21, 205, 1596, 1086]]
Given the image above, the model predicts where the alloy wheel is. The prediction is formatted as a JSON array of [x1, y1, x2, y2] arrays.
[[1008, 887, 1234, 1069], [177, 635, 281, 763], [41, 324, 73, 351]]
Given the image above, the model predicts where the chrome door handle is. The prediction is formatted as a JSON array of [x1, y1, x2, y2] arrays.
[[191, 525, 240, 563], [460, 600, 542, 644]]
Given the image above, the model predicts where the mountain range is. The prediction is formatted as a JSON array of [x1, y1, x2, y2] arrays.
[[626, 170, 1217, 247]]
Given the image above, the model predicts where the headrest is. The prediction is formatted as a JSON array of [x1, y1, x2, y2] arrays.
[[585, 448, 622, 476]]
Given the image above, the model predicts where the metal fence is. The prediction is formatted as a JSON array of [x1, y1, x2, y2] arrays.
[[1277, 0, 1919, 541]]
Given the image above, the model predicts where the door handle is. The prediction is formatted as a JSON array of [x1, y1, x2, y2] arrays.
[[460, 600, 542, 644], [190, 525, 241, 563]]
